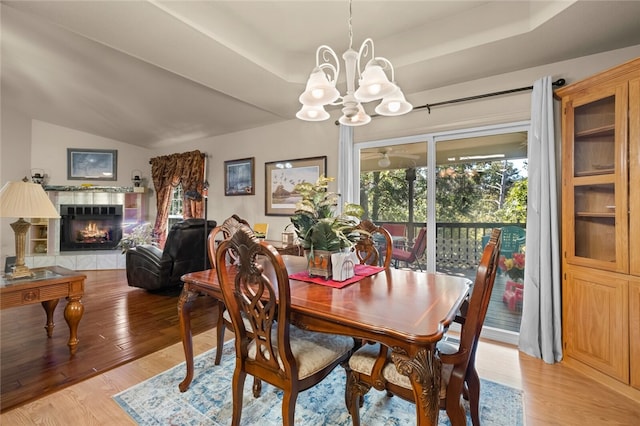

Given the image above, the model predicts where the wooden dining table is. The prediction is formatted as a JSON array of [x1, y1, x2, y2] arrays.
[[178, 255, 471, 426]]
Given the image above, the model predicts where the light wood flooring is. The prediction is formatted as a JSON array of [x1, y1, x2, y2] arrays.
[[1, 270, 639, 425], [3, 329, 640, 424]]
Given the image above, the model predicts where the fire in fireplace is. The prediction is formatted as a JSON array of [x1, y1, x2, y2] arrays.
[[60, 204, 123, 251]]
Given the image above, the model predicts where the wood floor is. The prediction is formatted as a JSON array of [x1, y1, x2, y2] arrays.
[[2, 270, 640, 425], [1, 269, 217, 412]]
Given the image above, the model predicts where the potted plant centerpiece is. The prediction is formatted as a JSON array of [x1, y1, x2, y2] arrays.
[[290, 176, 364, 278]]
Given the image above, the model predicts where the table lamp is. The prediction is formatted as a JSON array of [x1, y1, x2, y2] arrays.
[[0, 178, 60, 279]]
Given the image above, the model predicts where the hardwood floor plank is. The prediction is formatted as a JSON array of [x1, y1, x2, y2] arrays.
[[2, 270, 640, 424], [1, 269, 217, 412]]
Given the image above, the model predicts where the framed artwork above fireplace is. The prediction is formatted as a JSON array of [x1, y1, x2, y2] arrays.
[[67, 148, 117, 181]]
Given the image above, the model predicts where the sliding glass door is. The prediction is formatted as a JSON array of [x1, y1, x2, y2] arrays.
[[356, 122, 529, 344]]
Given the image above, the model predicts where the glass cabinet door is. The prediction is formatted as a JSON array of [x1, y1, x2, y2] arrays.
[[564, 84, 628, 272]]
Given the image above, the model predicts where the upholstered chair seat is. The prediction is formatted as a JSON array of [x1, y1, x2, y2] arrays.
[[348, 340, 457, 398], [248, 326, 354, 380]]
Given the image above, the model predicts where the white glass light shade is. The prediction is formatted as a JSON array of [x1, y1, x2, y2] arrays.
[[339, 103, 371, 126], [375, 87, 413, 116], [298, 68, 340, 106], [378, 155, 391, 168], [0, 180, 59, 218], [354, 63, 396, 102], [296, 105, 330, 121]]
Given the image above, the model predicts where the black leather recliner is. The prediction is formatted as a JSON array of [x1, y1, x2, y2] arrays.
[[125, 219, 217, 291]]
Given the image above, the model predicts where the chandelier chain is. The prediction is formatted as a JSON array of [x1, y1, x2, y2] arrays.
[[348, 0, 353, 50]]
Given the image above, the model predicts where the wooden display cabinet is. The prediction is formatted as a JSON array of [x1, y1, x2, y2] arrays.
[[557, 57, 640, 397]]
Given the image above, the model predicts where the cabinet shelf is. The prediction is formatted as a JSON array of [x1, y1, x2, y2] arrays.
[[574, 169, 614, 177], [575, 212, 615, 218], [575, 124, 615, 138]]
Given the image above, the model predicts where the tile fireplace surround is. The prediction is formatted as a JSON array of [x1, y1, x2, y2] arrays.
[[23, 186, 140, 271]]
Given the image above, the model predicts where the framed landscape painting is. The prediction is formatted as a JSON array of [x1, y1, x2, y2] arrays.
[[264, 156, 326, 216], [224, 157, 255, 195], [67, 148, 117, 181]]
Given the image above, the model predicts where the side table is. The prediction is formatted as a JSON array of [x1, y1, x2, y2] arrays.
[[1, 265, 86, 355]]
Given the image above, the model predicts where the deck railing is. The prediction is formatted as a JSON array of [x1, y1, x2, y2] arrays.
[[378, 221, 525, 271]]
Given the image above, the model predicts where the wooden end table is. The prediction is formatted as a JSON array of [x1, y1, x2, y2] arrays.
[[1, 266, 86, 356]]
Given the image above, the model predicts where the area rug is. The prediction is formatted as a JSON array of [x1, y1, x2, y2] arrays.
[[114, 341, 523, 425]]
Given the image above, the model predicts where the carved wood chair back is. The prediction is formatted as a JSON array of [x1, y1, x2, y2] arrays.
[[207, 214, 251, 269], [216, 225, 354, 426], [205, 214, 251, 366], [353, 220, 393, 269]]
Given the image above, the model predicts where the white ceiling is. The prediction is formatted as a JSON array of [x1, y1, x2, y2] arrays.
[[3, 1, 640, 149]]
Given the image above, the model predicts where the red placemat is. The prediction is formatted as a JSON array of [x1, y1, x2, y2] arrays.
[[289, 264, 385, 289]]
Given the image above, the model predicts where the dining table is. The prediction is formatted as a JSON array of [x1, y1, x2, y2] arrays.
[[178, 255, 471, 426]]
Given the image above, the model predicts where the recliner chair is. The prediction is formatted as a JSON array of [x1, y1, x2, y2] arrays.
[[126, 218, 217, 291]]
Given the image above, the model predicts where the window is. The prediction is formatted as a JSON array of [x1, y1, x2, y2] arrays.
[[168, 184, 183, 232]]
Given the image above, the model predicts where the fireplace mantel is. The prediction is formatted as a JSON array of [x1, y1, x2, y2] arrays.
[[44, 185, 136, 193]]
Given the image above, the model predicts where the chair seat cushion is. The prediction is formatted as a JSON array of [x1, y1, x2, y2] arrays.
[[249, 327, 353, 380], [349, 342, 454, 398], [391, 248, 413, 262], [222, 309, 254, 332]]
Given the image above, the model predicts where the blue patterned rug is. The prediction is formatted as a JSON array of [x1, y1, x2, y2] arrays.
[[114, 340, 523, 425]]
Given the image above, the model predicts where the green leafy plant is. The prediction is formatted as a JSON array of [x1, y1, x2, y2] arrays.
[[290, 176, 364, 253]]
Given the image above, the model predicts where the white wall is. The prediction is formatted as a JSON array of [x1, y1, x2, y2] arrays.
[[2, 45, 639, 255], [30, 120, 153, 188], [0, 105, 33, 259]]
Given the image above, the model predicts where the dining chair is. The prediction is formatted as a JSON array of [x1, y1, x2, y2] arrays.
[[207, 214, 251, 366], [344, 228, 501, 426], [391, 226, 427, 271], [216, 225, 354, 426], [353, 219, 393, 268], [383, 223, 408, 248]]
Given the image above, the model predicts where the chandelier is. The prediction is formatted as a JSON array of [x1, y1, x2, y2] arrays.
[[296, 0, 412, 126]]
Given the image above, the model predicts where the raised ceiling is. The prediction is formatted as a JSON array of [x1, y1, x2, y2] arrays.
[[3, 1, 640, 148]]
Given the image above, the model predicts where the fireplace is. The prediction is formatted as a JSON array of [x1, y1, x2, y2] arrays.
[[60, 204, 123, 251]]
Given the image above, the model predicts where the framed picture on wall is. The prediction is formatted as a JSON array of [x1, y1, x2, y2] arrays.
[[264, 156, 327, 216], [67, 148, 117, 181], [224, 157, 255, 195]]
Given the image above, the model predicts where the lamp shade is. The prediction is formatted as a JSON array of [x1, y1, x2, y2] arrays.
[[0, 180, 60, 218], [354, 62, 396, 102], [299, 68, 340, 106], [375, 87, 413, 116], [296, 104, 330, 121], [378, 154, 391, 168]]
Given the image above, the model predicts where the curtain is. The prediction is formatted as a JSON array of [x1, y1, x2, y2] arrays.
[[518, 76, 563, 363], [150, 150, 204, 248], [337, 124, 355, 210]]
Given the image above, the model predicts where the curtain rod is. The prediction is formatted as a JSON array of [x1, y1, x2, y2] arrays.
[[335, 78, 565, 124], [415, 78, 566, 114]]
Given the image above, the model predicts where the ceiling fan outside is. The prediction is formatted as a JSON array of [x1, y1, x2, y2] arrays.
[[361, 148, 420, 168]]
